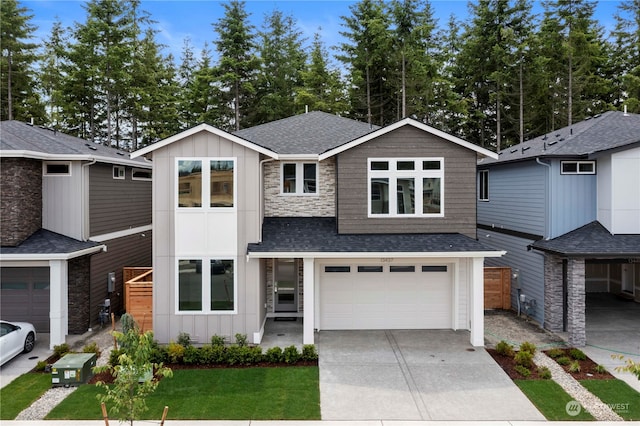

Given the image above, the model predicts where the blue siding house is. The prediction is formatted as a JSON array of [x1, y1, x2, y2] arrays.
[[477, 111, 640, 346]]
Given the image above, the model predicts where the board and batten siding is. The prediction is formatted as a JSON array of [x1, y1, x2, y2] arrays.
[[337, 126, 477, 238], [548, 159, 597, 239], [42, 161, 84, 240], [481, 230, 545, 325], [151, 130, 264, 344], [89, 163, 152, 236], [477, 161, 547, 237]]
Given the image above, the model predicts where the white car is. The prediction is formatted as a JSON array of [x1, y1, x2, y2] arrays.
[[0, 320, 37, 366]]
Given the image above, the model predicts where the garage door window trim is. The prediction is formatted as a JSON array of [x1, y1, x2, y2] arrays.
[[357, 266, 383, 272], [324, 266, 351, 273]]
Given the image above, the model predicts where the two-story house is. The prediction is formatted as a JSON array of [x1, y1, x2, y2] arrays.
[[0, 121, 153, 348], [132, 111, 503, 347], [477, 110, 640, 347]]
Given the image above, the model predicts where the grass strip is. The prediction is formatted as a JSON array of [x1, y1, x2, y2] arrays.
[[515, 379, 594, 421], [47, 366, 320, 420], [0, 373, 52, 420], [580, 379, 640, 421]]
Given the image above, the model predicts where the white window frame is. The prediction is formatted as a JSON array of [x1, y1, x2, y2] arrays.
[[280, 162, 319, 195], [176, 157, 237, 210], [561, 160, 596, 175], [367, 157, 444, 217], [131, 167, 152, 181], [113, 165, 125, 180], [43, 161, 71, 176], [478, 170, 489, 201], [176, 258, 237, 315]]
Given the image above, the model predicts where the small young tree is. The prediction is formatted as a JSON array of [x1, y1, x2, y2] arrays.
[[95, 324, 172, 425], [613, 354, 640, 380]]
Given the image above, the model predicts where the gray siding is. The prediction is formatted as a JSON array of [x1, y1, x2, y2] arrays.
[[89, 231, 152, 328], [477, 161, 547, 237], [481, 230, 545, 325], [43, 161, 84, 240], [549, 160, 597, 239], [89, 163, 152, 236], [337, 126, 477, 238]]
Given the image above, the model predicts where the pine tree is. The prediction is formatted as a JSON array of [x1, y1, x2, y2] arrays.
[[39, 19, 69, 127], [611, 0, 640, 112]]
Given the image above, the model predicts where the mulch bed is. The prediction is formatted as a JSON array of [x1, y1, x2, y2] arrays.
[[487, 349, 545, 380], [543, 348, 615, 380]]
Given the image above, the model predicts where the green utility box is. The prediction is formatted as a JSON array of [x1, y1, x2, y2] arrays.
[[51, 353, 97, 386]]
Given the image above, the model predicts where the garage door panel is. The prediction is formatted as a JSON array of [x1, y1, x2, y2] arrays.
[[0, 268, 50, 333]]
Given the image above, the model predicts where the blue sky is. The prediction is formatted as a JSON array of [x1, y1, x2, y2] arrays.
[[24, 0, 623, 63]]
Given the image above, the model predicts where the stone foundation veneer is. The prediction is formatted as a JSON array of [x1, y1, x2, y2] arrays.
[[566, 258, 586, 347], [263, 159, 335, 217], [544, 254, 564, 332]]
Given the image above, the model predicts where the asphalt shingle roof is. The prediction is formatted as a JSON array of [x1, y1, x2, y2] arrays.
[[247, 217, 498, 254], [0, 229, 103, 255], [0, 120, 150, 166], [530, 221, 640, 257], [233, 111, 379, 155], [479, 111, 640, 166]]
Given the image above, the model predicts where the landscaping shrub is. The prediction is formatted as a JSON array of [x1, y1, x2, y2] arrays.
[[167, 342, 185, 363], [538, 366, 552, 379], [182, 345, 201, 365], [149, 345, 168, 364], [235, 333, 248, 347], [569, 348, 586, 361], [226, 346, 262, 365], [53, 343, 70, 358], [34, 360, 48, 372], [546, 348, 565, 358], [514, 365, 531, 378], [595, 364, 608, 374], [265, 346, 284, 363], [177, 332, 192, 347], [301, 344, 318, 361], [519, 341, 537, 355], [495, 340, 515, 357], [200, 345, 226, 364], [569, 361, 581, 373], [109, 348, 125, 366], [556, 356, 571, 366], [283, 345, 300, 364], [82, 342, 100, 356], [514, 350, 534, 368], [210, 335, 226, 347]]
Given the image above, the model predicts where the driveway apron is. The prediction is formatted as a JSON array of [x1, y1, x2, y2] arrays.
[[318, 329, 544, 421]]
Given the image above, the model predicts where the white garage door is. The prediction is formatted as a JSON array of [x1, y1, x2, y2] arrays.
[[319, 262, 452, 330]]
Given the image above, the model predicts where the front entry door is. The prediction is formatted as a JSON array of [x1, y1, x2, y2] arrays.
[[275, 259, 297, 312]]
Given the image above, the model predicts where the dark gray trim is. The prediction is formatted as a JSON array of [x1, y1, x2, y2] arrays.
[[477, 223, 543, 241]]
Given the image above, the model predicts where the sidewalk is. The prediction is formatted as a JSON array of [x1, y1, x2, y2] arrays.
[[0, 421, 635, 426]]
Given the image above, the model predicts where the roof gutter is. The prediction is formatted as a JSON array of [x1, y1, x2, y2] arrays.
[[0, 150, 151, 168], [0, 244, 106, 261], [246, 250, 506, 259]]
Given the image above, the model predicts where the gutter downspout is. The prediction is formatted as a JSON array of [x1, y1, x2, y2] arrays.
[[535, 158, 551, 239], [259, 158, 275, 242]]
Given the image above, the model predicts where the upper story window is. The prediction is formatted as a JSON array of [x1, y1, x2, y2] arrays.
[[478, 170, 489, 201], [281, 162, 317, 195], [177, 158, 235, 209], [561, 161, 596, 175], [113, 165, 125, 179], [132, 168, 152, 181], [368, 158, 444, 217], [43, 161, 71, 176]]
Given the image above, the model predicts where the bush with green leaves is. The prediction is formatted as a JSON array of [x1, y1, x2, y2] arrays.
[[301, 344, 318, 361], [200, 345, 226, 364], [120, 313, 137, 335], [265, 346, 284, 363], [34, 360, 48, 372], [226, 345, 262, 365], [569, 360, 581, 373], [210, 335, 226, 347], [176, 332, 191, 347], [612, 355, 640, 380], [53, 343, 70, 358], [82, 342, 100, 356], [149, 345, 168, 364], [235, 333, 248, 347], [519, 341, 536, 355], [569, 348, 586, 361], [182, 345, 201, 365], [595, 364, 608, 374], [514, 365, 531, 378], [556, 356, 571, 366], [110, 348, 125, 367], [546, 348, 565, 358], [495, 340, 515, 357], [283, 345, 300, 364], [167, 342, 185, 364], [537, 366, 552, 379], [514, 350, 534, 368]]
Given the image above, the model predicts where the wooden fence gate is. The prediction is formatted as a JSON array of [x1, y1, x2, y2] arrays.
[[123, 267, 153, 332], [484, 267, 511, 310]]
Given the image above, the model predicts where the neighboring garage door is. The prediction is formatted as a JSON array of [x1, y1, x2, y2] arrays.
[[319, 262, 452, 330], [0, 267, 50, 332]]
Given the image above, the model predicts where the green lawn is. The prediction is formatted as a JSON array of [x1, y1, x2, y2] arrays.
[[47, 366, 320, 420], [0, 373, 52, 420], [580, 379, 640, 421], [515, 380, 594, 421]]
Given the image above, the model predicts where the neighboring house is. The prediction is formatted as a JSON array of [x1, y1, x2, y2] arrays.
[[132, 111, 503, 347], [0, 121, 153, 348], [477, 110, 640, 346]]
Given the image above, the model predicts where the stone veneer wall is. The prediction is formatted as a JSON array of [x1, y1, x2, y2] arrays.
[[544, 254, 564, 332], [263, 159, 335, 217], [566, 258, 586, 347], [68, 255, 91, 334], [0, 158, 42, 246]]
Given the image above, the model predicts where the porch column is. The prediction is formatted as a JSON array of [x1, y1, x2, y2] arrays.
[[470, 257, 484, 347], [544, 254, 564, 332], [49, 259, 68, 350], [302, 257, 315, 345], [567, 258, 586, 347]]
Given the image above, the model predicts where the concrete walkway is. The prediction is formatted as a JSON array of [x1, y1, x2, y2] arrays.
[[0, 421, 632, 426], [317, 330, 544, 421]]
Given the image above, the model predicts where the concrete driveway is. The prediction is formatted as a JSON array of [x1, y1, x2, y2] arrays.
[[318, 329, 544, 421], [0, 333, 51, 388]]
